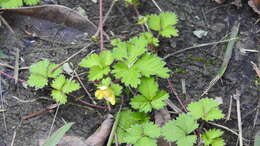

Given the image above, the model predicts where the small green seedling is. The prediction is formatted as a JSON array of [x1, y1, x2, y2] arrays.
[[0, 0, 40, 8], [161, 114, 199, 146], [187, 98, 224, 121], [111, 35, 170, 87], [130, 77, 169, 112], [116, 109, 150, 144], [139, 12, 179, 38], [51, 75, 80, 104], [27, 60, 62, 88], [202, 129, 225, 146], [79, 50, 114, 81], [124, 122, 161, 146]]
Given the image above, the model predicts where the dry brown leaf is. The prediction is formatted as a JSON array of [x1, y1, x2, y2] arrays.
[[215, 0, 226, 4], [251, 61, 260, 78], [0, 5, 97, 33], [85, 114, 114, 146], [38, 114, 114, 146], [248, 0, 260, 14]]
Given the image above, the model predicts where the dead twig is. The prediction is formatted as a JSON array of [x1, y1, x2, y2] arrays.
[[99, 0, 104, 50], [21, 104, 58, 120], [0, 71, 26, 83], [14, 48, 20, 84], [0, 75, 7, 130], [0, 15, 14, 33], [226, 96, 233, 121], [163, 38, 238, 60], [74, 70, 96, 104], [167, 78, 187, 112], [233, 89, 243, 146], [251, 61, 260, 78], [151, 0, 162, 12], [0, 63, 28, 70], [48, 104, 60, 137], [50, 44, 93, 73]]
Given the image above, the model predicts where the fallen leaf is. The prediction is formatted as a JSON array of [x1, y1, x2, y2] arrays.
[[215, 0, 226, 4], [85, 114, 114, 146], [248, 0, 260, 14], [0, 5, 97, 33]]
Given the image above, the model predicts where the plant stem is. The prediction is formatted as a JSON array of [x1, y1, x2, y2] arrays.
[[99, 0, 104, 50]]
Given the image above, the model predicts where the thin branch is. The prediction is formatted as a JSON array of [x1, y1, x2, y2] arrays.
[[233, 89, 243, 146], [167, 78, 187, 112], [163, 38, 238, 60], [48, 104, 60, 137], [151, 0, 162, 12], [0, 75, 7, 130], [99, 0, 104, 50], [14, 48, 20, 84], [50, 44, 93, 73], [74, 70, 96, 104], [0, 71, 26, 83]]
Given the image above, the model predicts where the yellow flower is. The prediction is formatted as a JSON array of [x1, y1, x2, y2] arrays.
[[95, 86, 116, 105]]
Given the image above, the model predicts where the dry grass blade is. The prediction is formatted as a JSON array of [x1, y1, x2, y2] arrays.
[[201, 23, 240, 96]]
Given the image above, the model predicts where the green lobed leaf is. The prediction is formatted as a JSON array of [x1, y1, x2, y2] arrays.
[[51, 90, 67, 104], [51, 75, 80, 104], [150, 90, 169, 110], [202, 129, 224, 146], [27, 60, 62, 88], [160, 12, 178, 28], [24, 0, 40, 5], [135, 53, 170, 78], [160, 26, 179, 38], [138, 77, 158, 98], [177, 135, 197, 146], [116, 110, 149, 144], [187, 98, 224, 121], [139, 32, 159, 47], [112, 63, 141, 87], [88, 66, 110, 81], [130, 78, 169, 113], [130, 95, 153, 113], [111, 39, 128, 61], [135, 137, 157, 146], [148, 14, 161, 31], [79, 53, 102, 68], [63, 79, 80, 94], [51, 75, 66, 90], [143, 122, 161, 138], [147, 12, 179, 38], [124, 124, 143, 144], [99, 50, 114, 66], [0, 0, 23, 8], [27, 74, 48, 88], [161, 114, 198, 144], [124, 122, 160, 145], [111, 83, 122, 96], [126, 36, 148, 65], [43, 122, 74, 146]]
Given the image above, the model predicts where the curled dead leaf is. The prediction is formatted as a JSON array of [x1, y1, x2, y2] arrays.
[[0, 5, 97, 33], [248, 0, 260, 14]]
